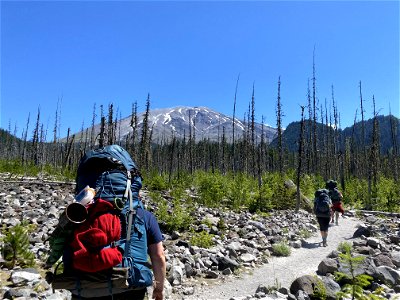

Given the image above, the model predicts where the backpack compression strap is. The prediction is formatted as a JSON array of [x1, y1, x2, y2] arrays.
[[124, 171, 135, 255]]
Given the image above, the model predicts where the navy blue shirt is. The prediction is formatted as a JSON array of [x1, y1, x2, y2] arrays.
[[137, 208, 163, 245]]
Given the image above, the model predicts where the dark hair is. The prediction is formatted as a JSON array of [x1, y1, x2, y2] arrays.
[[325, 180, 337, 189]]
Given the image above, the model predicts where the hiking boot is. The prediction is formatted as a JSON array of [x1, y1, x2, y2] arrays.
[[323, 241, 327, 247], [335, 221, 339, 226]]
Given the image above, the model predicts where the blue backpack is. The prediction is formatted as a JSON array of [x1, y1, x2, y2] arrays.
[[314, 189, 331, 216], [52, 145, 152, 297]]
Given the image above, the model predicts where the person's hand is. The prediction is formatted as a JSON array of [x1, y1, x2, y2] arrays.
[[152, 287, 163, 300]]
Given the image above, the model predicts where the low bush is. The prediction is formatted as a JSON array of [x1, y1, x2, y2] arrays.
[[271, 241, 291, 257], [190, 230, 214, 248]]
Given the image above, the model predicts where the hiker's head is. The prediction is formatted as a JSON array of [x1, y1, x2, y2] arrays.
[[325, 180, 337, 190]]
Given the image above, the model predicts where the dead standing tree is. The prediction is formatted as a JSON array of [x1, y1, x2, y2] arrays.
[[367, 96, 380, 210], [276, 76, 284, 175], [296, 106, 306, 211], [139, 94, 151, 172], [232, 74, 240, 175], [250, 83, 256, 178], [312, 48, 318, 174]]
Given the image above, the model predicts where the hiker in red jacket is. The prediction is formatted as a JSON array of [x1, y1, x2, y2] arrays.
[[326, 180, 345, 225]]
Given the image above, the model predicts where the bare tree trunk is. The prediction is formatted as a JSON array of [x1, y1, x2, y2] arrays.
[[32, 107, 41, 165], [21, 113, 30, 166], [99, 116, 106, 148], [276, 76, 284, 175], [232, 74, 240, 175], [130, 101, 138, 159], [389, 109, 399, 181], [296, 106, 306, 211], [168, 136, 176, 184], [367, 96, 380, 210], [312, 48, 318, 174], [140, 94, 151, 171], [90, 103, 97, 148], [251, 83, 256, 177], [359, 81, 367, 178], [107, 103, 115, 146]]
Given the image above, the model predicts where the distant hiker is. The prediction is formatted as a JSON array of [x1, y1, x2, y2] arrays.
[[325, 179, 344, 225], [47, 145, 166, 300], [313, 188, 332, 247]]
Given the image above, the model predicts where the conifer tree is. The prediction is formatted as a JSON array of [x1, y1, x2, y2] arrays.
[[335, 242, 377, 300], [2, 224, 35, 268]]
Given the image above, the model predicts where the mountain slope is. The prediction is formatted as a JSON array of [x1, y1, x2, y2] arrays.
[[270, 115, 399, 154], [82, 106, 278, 144]]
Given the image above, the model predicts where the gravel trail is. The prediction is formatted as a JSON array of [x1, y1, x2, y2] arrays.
[[179, 216, 361, 300]]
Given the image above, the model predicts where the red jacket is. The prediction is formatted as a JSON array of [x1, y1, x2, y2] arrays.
[[70, 199, 122, 272]]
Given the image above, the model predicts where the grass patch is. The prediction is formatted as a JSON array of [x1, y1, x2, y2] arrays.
[[272, 241, 291, 257]]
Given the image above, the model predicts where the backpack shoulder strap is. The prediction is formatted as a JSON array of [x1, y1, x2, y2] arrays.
[[124, 171, 134, 254]]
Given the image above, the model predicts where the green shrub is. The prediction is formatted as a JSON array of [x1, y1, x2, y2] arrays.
[[226, 173, 255, 210], [298, 228, 312, 239], [337, 241, 352, 253], [153, 196, 193, 233], [1, 224, 35, 268], [272, 241, 291, 257], [375, 176, 400, 212], [344, 178, 370, 209], [190, 230, 214, 248], [0, 159, 74, 181], [145, 171, 168, 191], [312, 276, 327, 300], [194, 171, 227, 207]]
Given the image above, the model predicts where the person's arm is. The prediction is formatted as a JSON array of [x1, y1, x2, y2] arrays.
[[149, 241, 166, 300]]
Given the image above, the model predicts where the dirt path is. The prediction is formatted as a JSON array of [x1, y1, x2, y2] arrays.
[[179, 216, 361, 300]]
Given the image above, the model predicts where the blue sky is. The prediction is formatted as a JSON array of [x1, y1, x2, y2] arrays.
[[1, 1, 399, 139]]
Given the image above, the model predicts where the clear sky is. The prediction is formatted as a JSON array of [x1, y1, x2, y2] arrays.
[[1, 0, 399, 139]]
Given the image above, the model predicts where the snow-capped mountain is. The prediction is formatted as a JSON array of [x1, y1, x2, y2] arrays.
[[76, 106, 277, 144]]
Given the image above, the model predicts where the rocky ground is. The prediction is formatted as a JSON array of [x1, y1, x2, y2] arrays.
[[0, 175, 399, 299]]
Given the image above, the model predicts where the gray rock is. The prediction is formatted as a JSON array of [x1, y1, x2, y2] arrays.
[[391, 252, 400, 267], [3, 288, 38, 299], [205, 270, 219, 279], [367, 237, 381, 248], [240, 253, 257, 263], [317, 258, 338, 275], [289, 240, 302, 249], [321, 276, 341, 300], [374, 266, 400, 286], [295, 289, 310, 300], [10, 269, 41, 287], [222, 267, 232, 275], [248, 220, 266, 231], [373, 254, 396, 268], [353, 224, 372, 238], [290, 275, 320, 296], [218, 256, 239, 271], [168, 265, 184, 286]]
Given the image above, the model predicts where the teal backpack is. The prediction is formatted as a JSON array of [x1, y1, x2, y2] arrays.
[[51, 145, 153, 297]]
